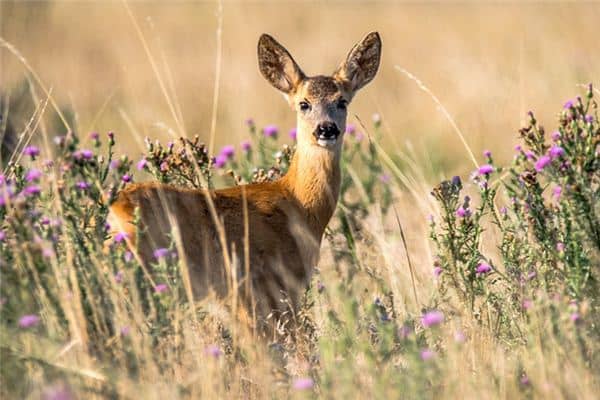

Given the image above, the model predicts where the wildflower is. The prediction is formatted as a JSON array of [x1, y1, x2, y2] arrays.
[[433, 266, 443, 278], [153, 247, 169, 260], [548, 145, 565, 159], [420, 349, 435, 361], [478, 164, 494, 175], [570, 312, 581, 323], [137, 158, 147, 170], [520, 374, 531, 386], [563, 99, 574, 109], [244, 118, 255, 127], [18, 314, 40, 328], [292, 377, 314, 390], [476, 262, 492, 275], [121, 174, 132, 183], [76, 181, 91, 190], [23, 185, 41, 197], [205, 344, 222, 358], [90, 131, 100, 141], [534, 155, 551, 172], [107, 131, 115, 140], [241, 140, 251, 152], [500, 206, 508, 215], [160, 161, 169, 172], [114, 271, 124, 284], [421, 310, 444, 328], [483, 149, 492, 158], [556, 242, 565, 252], [551, 131, 561, 141], [0, 230, 6, 242], [219, 145, 235, 159], [522, 299, 533, 310], [379, 173, 391, 184], [25, 169, 42, 182], [263, 124, 278, 138], [154, 283, 168, 294], [454, 331, 466, 343], [345, 124, 356, 134], [23, 145, 40, 159], [584, 115, 594, 123], [514, 145, 522, 152], [552, 186, 562, 201], [451, 175, 462, 187], [288, 128, 297, 140], [213, 154, 227, 169], [124, 251, 134, 263], [355, 132, 364, 142], [399, 324, 412, 339], [525, 150, 536, 160], [77, 149, 94, 160], [109, 159, 121, 170], [455, 206, 471, 218], [120, 326, 131, 337], [114, 232, 129, 243]]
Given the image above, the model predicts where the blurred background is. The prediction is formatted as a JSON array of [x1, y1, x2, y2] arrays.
[[2, 1, 599, 174]]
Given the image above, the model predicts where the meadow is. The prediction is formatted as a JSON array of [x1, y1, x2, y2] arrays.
[[1, 2, 599, 399]]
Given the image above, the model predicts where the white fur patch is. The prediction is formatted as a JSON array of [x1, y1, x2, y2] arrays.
[[317, 138, 337, 147]]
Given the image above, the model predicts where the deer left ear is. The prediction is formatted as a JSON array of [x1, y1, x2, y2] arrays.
[[334, 32, 382, 93]]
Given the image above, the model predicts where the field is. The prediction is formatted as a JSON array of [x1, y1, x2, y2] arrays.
[[1, 2, 599, 399]]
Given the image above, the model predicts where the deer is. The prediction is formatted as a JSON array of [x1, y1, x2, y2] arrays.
[[108, 31, 381, 333]]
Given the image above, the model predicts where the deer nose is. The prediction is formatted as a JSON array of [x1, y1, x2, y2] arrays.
[[314, 122, 340, 139]]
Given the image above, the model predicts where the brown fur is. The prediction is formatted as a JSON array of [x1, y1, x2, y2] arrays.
[[108, 32, 381, 332]]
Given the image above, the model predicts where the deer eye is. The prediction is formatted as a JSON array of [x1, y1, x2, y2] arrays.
[[299, 101, 311, 112], [337, 99, 348, 110]]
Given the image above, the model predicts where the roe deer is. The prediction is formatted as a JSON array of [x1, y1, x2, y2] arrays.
[[108, 32, 381, 331]]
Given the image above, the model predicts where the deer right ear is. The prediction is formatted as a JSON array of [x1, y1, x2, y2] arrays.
[[258, 34, 305, 94]]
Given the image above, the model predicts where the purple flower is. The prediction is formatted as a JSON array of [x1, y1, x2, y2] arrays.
[[570, 312, 581, 323], [120, 326, 130, 337], [549, 145, 565, 159], [23, 146, 40, 158], [563, 99, 574, 109], [379, 173, 391, 184], [204, 344, 222, 358], [288, 128, 297, 140], [114, 270, 124, 284], [421, 310, 444, 328], [219, 145, 235, 159], [137, 158, 147, 171], [478, 164, 494, 175], [520, 375, 531, 386], [19, 314, 40, 328], [552, 186, 562, 201], [23, 185, 41, 196], [26, 169, 42, 182], [0, 230, 6, 242], [355, 132, 364, 142], [121, 174, 132, 183], [107, 131, 115, 140], [345, 124, 356, 134], [74, 149, 94, 160], [534, 155, 551, 172], [292, 377, 314, 390], [420, 349, 435, 361], [399, 324, 412, 339], [153, 247, 169, 260], [522, 299, 533, 310], [525, 150, 535, 160], [483, 150, 492, 158], [433, 266, 443, 278], [556, 242, 565, 252], [454, 331, 466, 343], [241, 140, 251, 152], [263, 124, 278, 138], [476, 262, 492, 275], [90, 131, 100, 141], [160, 161, 169, 172], [456, 206, 471, 218], [76, 181, 91, 190], [514, 145, 522, 152], [109, 160, 121, 170], [213, 154, 227, 168], [551, 131, 561, 141], [124, 251, 134, 263], [584, 115, 594, 123], [244, 118, 255, 127], [154, 283, 168, 294], [114, 232, 129, 243]]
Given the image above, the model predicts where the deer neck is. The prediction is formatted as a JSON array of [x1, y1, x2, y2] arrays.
[[281, 140, 341, 235]]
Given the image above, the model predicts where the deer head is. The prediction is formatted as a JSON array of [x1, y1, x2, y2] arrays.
[[257, 32, 381, 153]]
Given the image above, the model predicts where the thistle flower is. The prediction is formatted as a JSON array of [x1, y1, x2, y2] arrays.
[[476, 262, 492, 275], [454, 331, 466, 343], [420, 349, 435, 361], [548, 145, 565, 159], [137, 158, 147, 171], [160, 161, 169, 172], [421, 310, 444, 328], [534, 155, 551, 171], [556, 242, 565, 252], [114, 271, 124, 284], [584, 115, 594, 123], [90, 131, 100, 141], [18, 314, 40, 328], [76, 181, 91, 190], [456, 206, 471, 218], [241, 140, 251, 152], [552, 186, 562, 201], [154, 283, 168, 294], [551, 131, 561, 141], [204, 344, 222, 358], [263, 124, 278, 138], [25, 169, 42, 182], [74, 149, 94, 160], [563, 99, 574, 109], [433, 266, 443, 278], [114, 232, 129, 243], [23, 146, 40, 159], [570, 312, 581, 323], [121, 174, 132, 183], [345, 124, 356, 134], [213, 154, 227, 169], [153, 247, 169, 260], [522, 299, 533, 310], [244, 118, 255, 127], [120, 326, 131, 337], [292, 377, 314, 390], [379, 173, 391, 184], [219, 145, 235, 159], [478, 164, 494, 175], [23, 185, 41, 196], [483, 149, 492, 158]]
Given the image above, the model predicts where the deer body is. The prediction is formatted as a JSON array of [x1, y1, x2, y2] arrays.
[[108, 32, 381, 328]]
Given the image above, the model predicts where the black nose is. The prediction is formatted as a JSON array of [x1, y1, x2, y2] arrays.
[[315, 122, 340, 139]]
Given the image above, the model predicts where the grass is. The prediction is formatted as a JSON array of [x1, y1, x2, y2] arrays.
[[1, 2, 599, 399]]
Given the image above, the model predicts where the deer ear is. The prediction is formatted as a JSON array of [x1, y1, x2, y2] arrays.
[[258, 34, 305, 94], [334, 32, 381, 93]]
